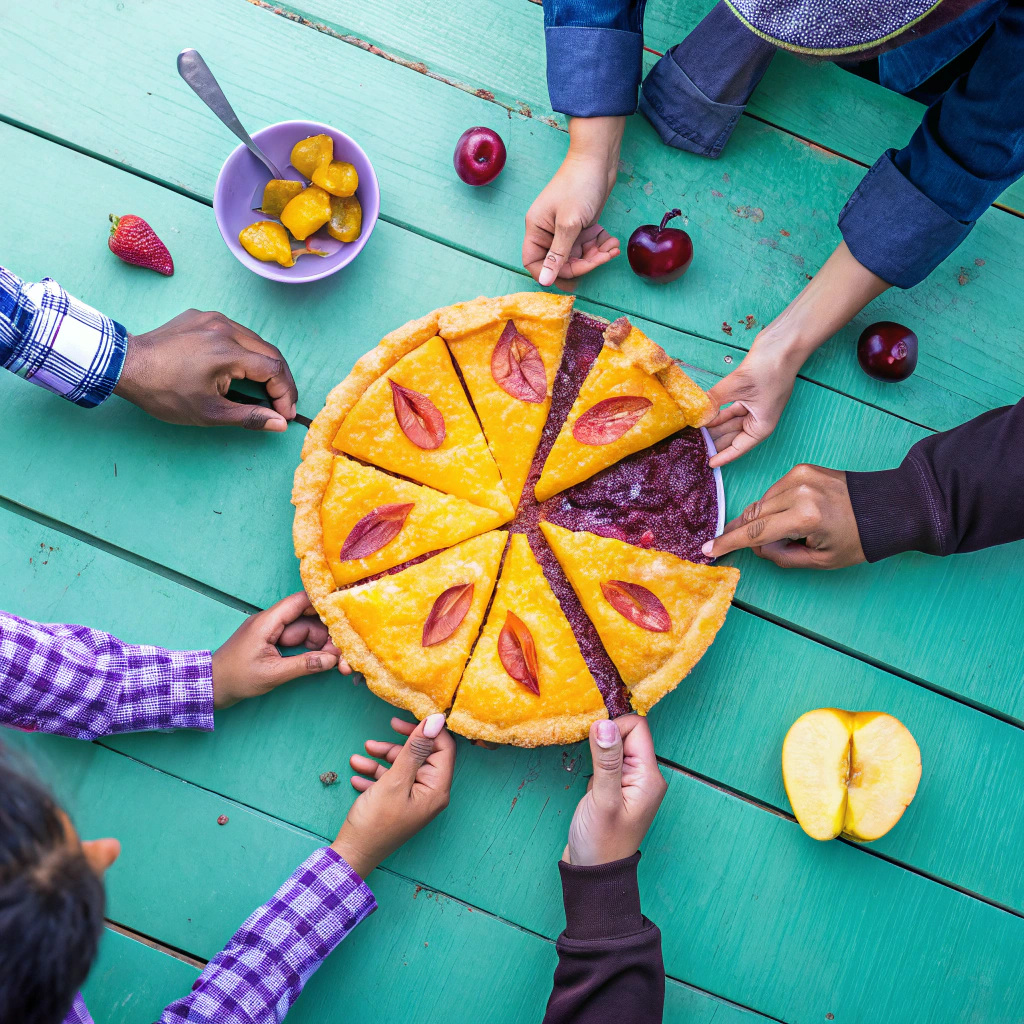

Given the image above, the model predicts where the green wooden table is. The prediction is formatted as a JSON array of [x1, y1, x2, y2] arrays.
[[3, 2, 1023, 1021]]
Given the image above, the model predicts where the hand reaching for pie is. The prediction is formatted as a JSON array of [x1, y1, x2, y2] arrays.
[[564, 715, 668, 866], [114, 309, 298, 431], [332, 715, 456, 879], [211, 592, 350, 709]]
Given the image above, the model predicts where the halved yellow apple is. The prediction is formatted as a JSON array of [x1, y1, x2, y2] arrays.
[[782, 708, 922, 842]]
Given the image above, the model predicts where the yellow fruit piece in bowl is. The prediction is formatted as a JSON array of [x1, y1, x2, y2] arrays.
[[280, 185, 332, 241], [312, 160, 358, 197], [782, 708, 922, 842], [238, 221, 326, 268], [328, 195, 362, 242], [291, 134, 333, 178]]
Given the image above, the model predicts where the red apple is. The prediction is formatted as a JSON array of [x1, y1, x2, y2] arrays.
[[857, 321, 918, 382], [453, 127, 506, 186], [627, 209, 693, 282]]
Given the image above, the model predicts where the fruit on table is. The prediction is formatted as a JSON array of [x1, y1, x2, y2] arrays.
[[327, 194, 362, 242], [108, 214, 174, 276], [857, 321, 918, 381], [312, 160, 358, 197], [259, 179, 304, 218], [453, 126, 507, 186], [291, 134, 334, 178], [782, 708, 922, 842], [627, 209, 693, 282], [239, 221, 327, 267], [280, 185, 332, 241]]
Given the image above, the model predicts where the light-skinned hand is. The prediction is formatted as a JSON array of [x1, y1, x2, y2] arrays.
[[565, 715, 667, 866], [332, 715, 456, 879], [211, 592, 350, 709], [702, 464, 866, 569], [114, 309, 298, 430], [523, 116, 624, 291]]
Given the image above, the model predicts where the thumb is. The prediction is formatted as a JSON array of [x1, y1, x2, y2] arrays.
[[205, 396, 289, 432], [389, 714, 446, 788], [539, 214, 583, 286], [589, 718, 623, 805], [259, 649, 340, 689]]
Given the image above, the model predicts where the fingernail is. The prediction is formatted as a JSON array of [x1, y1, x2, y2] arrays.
[[702, 541, 714, 556], [538, 268, 555, 286], [596, 719, 618, 748], [423, 713, 446, 739]]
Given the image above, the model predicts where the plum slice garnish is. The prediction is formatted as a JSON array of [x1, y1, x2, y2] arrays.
[[497, 610, 540, 694], [339, 503, 414, 561], [389, 379, 445, 450], [600, 580, 671, 632], [491, 320, 547, 403], [572, 396, 652, 446], [421, 582, 475, 647]]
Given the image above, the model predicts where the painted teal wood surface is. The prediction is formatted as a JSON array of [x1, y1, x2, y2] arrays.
[[4, 0, 1024, 434], [4, 504, 1024, 917], [1, 123, 1022, 722]]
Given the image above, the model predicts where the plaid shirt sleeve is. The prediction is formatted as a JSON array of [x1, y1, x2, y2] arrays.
[[0, 611, 214, 740], [0, 265, 127, 408]]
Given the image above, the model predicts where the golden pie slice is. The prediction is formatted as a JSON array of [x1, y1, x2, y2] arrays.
[[439, 293, 573, 508], [535, 318, 713, 502], [448, 534, 607, 746], [540, 523, 739, 715], [325, 533, 507, 719], [321, 456, 502, 587], [334, 335, 514, 519]]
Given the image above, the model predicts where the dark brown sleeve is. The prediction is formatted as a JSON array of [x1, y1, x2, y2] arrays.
[[542, 853, 665, 1024], [847, 399, 1024, 562]]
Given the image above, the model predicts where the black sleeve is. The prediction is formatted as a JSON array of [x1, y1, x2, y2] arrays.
[[542, 853, 665, 1024], [847, 398, 1024, 562]]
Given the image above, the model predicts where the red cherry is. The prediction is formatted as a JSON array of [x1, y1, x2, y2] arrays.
[[453, 127, 507, 186], [627, 210, 693, 282], [857, 321, 918, 382]]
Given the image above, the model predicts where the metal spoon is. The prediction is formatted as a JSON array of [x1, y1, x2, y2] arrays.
[[176, 48, 284, 181]]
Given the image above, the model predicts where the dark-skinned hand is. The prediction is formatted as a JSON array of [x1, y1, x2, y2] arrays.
[[114, 309, 298, 430]]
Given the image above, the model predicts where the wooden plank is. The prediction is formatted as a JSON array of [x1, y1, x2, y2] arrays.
[[10, 730, 1024, 1023], [1, 125, 1022, 722], [3, 0, 1023, 434], [4, 505, 1024, 921]]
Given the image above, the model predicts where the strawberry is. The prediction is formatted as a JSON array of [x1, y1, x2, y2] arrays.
[[108, 214, 174, 276]]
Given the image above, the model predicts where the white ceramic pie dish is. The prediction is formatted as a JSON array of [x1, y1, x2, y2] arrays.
[[700, 426, 727, 539]]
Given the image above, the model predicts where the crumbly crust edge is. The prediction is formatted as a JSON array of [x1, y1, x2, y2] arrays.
[[446, 704, 608, 748]]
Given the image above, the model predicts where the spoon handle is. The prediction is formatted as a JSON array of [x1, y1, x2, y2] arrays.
[[176, 48, 284, 180]]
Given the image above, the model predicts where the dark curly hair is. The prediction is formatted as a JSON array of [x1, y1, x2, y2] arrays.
[[0, 744, 105, 1024]]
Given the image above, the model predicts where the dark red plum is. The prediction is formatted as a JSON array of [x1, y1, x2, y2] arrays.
[[627, 209, 693, 282], [453, 127, 506, 186], [857, 321, 918, 382]]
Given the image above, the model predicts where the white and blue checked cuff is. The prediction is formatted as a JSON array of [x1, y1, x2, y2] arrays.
[[0, 267, 127, 408]]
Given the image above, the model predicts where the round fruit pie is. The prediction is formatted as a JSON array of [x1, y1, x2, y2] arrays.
[[293, 294, 740, 746]]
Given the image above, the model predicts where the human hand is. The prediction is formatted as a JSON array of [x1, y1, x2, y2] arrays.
[[211, 592, 349, 709], [565, 715, 667, 866], [332, 714, 455, 879], [114, 309, 298, 430], [702, 464, 865, 569], [523, 116, 624, 290]]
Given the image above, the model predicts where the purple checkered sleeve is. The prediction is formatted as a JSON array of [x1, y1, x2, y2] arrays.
[[0, 265, 127, 408], [0, 611, 214, 740]]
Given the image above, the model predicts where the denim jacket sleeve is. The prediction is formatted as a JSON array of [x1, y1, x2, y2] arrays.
[[840, 1, 1024, 288]]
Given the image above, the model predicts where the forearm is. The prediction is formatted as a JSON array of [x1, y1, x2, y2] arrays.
[[0, 612, 213, 739], [848, 399, 1024, 561], [159, 847, 376, 1024], [543, 854, 665, 1024], [565, 116, 626, 184]]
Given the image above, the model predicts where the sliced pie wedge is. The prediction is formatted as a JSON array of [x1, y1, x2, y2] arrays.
[[439, 292, 573, 508], [324, 533, 507, 719], [539, 523, 739, 715], [448, 534, 607, 746], [322, 456, 503, 586], [535, 318, 713, 502], [334, 334, 514, 519]]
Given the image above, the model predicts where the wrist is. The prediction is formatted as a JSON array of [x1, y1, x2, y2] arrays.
[[112, 331, 147, 404], [331, 823, 377, 881], [567, 115, 625, 166]]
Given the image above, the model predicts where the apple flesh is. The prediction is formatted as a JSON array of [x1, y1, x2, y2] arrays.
[[453, 127, 507, 186], [857, 321, 918, 382], [782, 708, 921, 842], [627, 209, 693, 282]]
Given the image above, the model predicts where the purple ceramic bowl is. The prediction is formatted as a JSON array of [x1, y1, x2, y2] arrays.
[[213, 119, 379, 284]]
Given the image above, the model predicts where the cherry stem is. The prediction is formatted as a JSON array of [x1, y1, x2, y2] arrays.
[[659, 209, 682, 231]]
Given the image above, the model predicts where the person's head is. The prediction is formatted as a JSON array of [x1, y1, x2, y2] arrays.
[[0, 745, 120, 1024]]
